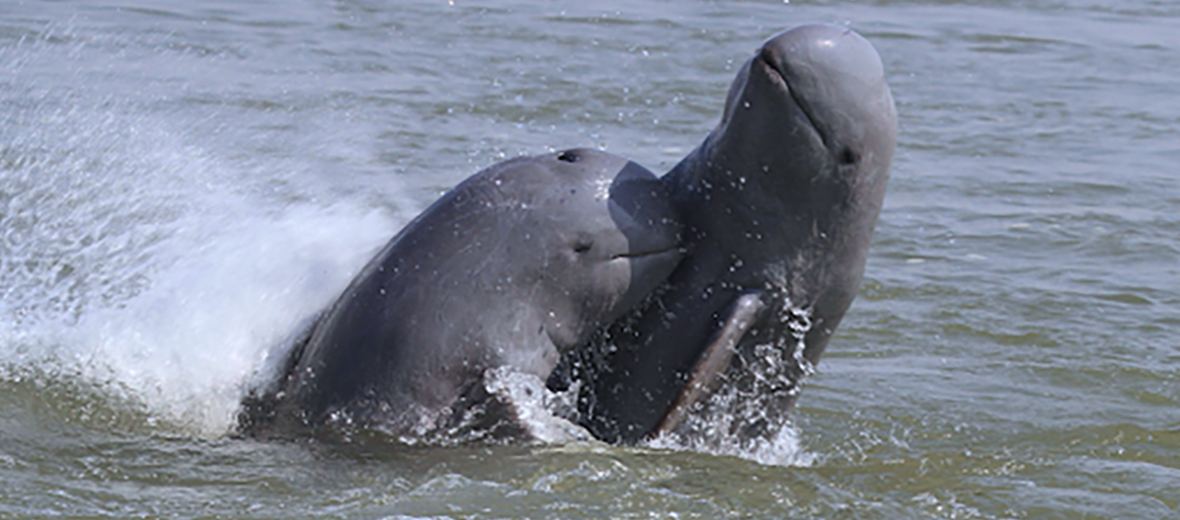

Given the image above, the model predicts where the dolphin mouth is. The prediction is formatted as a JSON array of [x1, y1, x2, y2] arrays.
[[611, 246, 685, 282], [754, 25, 873, 156], [612, 246, 683, 261], [753, 50, 830, 151]]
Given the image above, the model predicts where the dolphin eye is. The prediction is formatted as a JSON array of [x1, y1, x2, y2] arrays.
[[557, 150, 579, 163], [573, 239, 593, 254], [839, 147, 858, 166]]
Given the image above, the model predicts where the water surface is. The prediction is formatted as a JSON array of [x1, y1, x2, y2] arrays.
[[1, 0, 1177, 518]]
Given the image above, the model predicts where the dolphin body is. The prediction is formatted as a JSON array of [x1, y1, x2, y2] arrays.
[[243, 149, 683, 440], [559, 24, 898, 444]]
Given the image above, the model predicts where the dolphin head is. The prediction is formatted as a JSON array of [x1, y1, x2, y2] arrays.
[[668, 24, 897, 362], [705, 24, 896, 223], [493, 148, 683, 351]]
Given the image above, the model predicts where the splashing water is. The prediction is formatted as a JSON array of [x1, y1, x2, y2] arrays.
[[427, 367, 594, 447], [5, 20, 817, 464], [645, 419, 816, 468], [644, 296, 819, 467], [0, 59, 400, 436]]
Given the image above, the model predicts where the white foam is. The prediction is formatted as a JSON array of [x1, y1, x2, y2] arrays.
[[0, 68, 402, 435], [69, 204, 394, 435], [645, 420, 817, 468]]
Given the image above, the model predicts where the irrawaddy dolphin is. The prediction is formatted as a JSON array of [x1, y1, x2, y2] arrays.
[[551, 24, 898, 444], [240, 148, 682, 439]]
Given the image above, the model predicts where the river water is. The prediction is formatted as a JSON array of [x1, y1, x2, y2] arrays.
[[1, 0, 1177, 518]]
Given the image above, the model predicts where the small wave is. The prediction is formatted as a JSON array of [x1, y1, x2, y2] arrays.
[[644, 413, 816, 468]]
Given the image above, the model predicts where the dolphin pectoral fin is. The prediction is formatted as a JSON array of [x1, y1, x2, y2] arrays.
[[652, 291, 766, 438]]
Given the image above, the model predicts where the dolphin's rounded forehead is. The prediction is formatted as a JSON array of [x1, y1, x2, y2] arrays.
[[459, 148, 681, 350], [461, 148, 679, 260], [761, 24, 886, 91], [547, 148, 661, 192], [476, 148, 645, 203], [756, 24, 896, 151], [543, 149, 679, 241], [546, 149, 679, 248]]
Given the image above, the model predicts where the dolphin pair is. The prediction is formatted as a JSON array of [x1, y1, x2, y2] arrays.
[[241, 24, 896, 444]]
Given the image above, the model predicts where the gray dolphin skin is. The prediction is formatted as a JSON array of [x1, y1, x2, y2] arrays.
[[246, 148, 682, 438], [561, 24, 897, 444]]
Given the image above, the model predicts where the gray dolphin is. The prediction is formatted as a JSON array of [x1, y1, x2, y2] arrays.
[[559, 24, 897, 444], [245, 148, 682, 439]]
